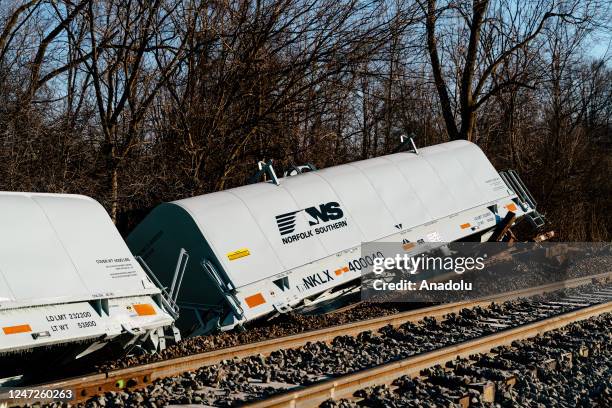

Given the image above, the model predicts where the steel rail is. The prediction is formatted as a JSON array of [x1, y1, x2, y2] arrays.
[[4, 272, 611, 406], [244, 300, 612, 408]]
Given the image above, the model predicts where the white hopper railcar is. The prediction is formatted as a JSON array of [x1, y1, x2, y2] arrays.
[[127, 140, 542, 336], [0, 192, 175, 362]]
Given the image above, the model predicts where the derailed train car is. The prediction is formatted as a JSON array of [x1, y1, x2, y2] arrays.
[[0, 192, 175, 366], [128, 140, 542, 336]]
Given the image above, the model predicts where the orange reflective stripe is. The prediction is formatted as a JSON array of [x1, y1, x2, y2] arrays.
[[334, 266, 349, 276], [335, 266, 350, 276], [245, 293, 266, 308], [460, 223, 471, 229], [3, 324, 32, 335], [133, 304, 156, 316], [506, 203, 518, 212]]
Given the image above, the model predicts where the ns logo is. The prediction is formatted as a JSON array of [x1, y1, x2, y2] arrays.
[[276, 202, 344, 236]]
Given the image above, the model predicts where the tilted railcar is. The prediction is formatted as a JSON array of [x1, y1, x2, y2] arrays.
[[0, 192, 175, 366], [128, 140, 542, 336]]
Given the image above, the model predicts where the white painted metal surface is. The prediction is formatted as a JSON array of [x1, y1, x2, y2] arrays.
[[128, 140, 535, 334], [175, 140, 515, 287], [0, 192, 173, 354]]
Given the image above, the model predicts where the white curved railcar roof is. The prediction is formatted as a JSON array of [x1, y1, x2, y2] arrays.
[[170, 140, 512, 288], [0, 192, 159, 309]]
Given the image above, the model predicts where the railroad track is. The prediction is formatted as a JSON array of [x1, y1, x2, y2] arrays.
[[316, 312, 612, 407], [244, 302, 612, 408], [3, 272, 611, 407]]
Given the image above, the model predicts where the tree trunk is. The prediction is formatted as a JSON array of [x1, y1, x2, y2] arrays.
[[426, 0, 459, 140], [460, 108, 477, 141], [110, 165, 119, 224], [458, 0, 488, 142], [103, 140, 119, 224]]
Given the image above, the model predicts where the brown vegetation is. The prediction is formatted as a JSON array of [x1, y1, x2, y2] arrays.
[[0, 0, 610, 240]]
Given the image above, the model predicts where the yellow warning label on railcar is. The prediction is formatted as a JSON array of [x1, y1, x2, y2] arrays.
[[227, 248, 251, 261]]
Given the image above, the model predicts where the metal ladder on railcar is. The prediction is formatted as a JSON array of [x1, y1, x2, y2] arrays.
[[135, 251, 187, 349], [499, 170, 546, 229], [136, 251, 186, 321]]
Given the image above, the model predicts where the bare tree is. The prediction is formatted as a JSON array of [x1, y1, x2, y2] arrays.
[[420, 0, 602, 141], [76, 0, 191, 222], [0, 0, 609, 240]]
